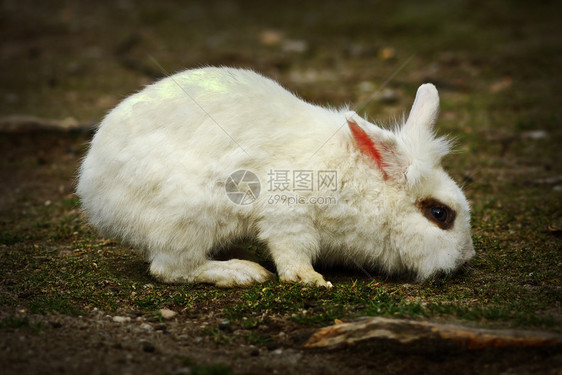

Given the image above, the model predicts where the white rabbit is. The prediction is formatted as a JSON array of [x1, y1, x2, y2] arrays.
[[77, 67, 474, 287]]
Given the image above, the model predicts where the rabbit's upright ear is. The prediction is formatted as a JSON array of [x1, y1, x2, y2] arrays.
[[404, 83, 440, 131], [399, 84, 451, 187], [346, 111, 406, 181]]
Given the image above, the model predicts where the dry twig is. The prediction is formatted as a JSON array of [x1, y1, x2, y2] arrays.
[[304, 317, 562, 350]]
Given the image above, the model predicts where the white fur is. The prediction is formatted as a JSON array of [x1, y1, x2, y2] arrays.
[[77, 67, 474, 287]]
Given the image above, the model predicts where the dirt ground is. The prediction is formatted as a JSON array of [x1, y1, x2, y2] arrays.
[[2, 302, 561, 375], [1, 1, 561, 374]]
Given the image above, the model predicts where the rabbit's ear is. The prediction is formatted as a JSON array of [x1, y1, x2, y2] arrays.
[[399, 84, 451, 187], [346, 111, 406, 181], [404, 83, 439, 131]]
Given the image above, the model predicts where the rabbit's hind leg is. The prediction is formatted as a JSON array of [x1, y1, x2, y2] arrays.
[[148, 250, 203, 284], [147, 217, 273, 286], [149, 252, 273, 287], [191, 259, 274, 287]]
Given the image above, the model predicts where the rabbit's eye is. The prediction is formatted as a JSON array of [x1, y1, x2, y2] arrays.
[[419, 199, 456, 230], [431, 207, 447, 222]]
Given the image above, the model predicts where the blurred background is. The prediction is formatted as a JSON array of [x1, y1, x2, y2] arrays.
[[1, 0, 559, 127]]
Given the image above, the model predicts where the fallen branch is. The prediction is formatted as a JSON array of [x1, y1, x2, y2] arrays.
[[304, 317, 562, 350], [0, 115, 92, 132]]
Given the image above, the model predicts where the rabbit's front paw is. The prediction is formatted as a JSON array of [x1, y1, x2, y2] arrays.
[[279, 268, 333, 288]]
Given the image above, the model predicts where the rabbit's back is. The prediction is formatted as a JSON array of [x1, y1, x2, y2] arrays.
[[76, 67, 343, 252]]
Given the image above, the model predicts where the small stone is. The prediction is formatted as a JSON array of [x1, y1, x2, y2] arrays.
[[521, 130, 548, 140], [379, 47, 396, 60], [260, 30, 283, 46], [113, 316, 131, 323], [159, 308, 177, 320]]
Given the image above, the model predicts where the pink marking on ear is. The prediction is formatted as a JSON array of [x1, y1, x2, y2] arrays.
[[348, 120, 388, 179]]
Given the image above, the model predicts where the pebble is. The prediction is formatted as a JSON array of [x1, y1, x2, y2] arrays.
[[113, 316, 131, 323], [260, 30, 283, 46], [521, 130, 548, 140], [378, 47, 396, 60], [155, 324, 167, 332], [159, 308, 177, 320]]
